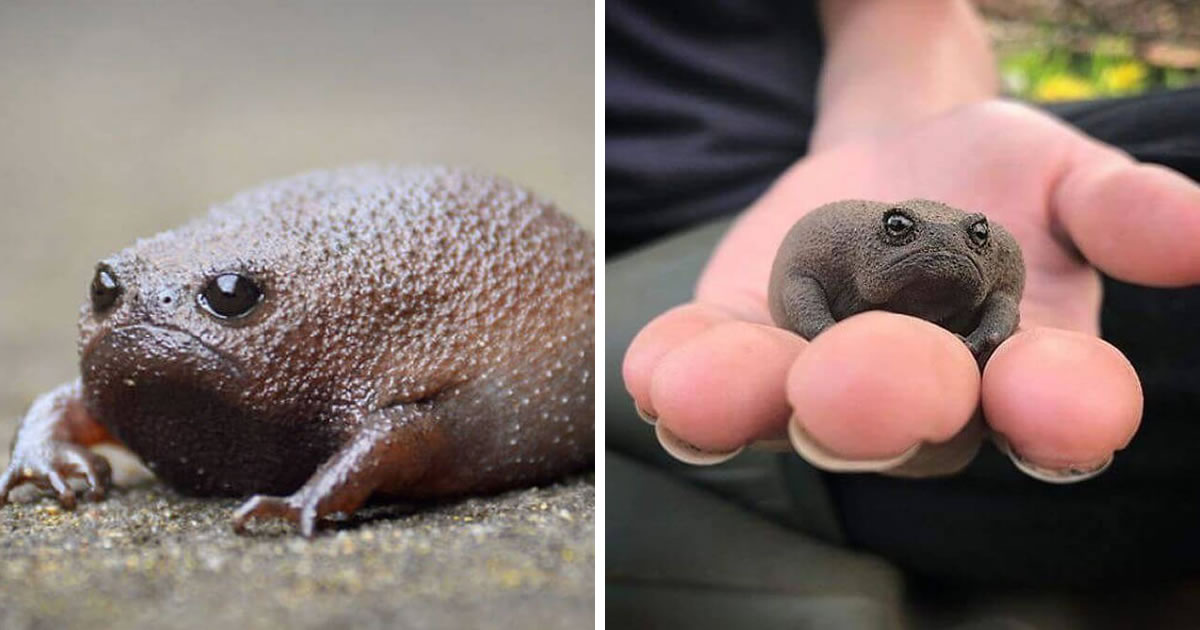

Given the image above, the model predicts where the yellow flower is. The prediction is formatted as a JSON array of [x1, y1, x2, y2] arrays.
[[1033, 74, 1097, 102], [1099, 61, 1147, 93]]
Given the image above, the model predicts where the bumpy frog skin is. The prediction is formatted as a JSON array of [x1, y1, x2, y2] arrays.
[[768, 199, 1024, 362], [0, 166, 594, 536]]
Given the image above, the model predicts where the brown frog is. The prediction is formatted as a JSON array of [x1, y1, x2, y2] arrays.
[[0, 166, 594, 536]]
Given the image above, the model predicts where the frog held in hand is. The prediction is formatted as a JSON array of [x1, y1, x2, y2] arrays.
[[768, 199, 1024, 364], [764, 199, 1109, 482]]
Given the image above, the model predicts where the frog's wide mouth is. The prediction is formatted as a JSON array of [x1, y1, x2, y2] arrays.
[[80, 324, 247, 411], [885, 250, 983, 285], [81, 324, 244, 379], [78, 323, 319, 497]]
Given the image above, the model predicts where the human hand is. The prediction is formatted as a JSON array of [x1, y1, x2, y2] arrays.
[[623, 100, 1200, 478]]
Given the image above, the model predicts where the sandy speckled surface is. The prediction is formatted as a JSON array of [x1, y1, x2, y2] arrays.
[[0, 477, 594, 630]]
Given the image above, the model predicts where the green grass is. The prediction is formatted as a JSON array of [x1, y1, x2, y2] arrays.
[[1000, 32, 1199, 102]]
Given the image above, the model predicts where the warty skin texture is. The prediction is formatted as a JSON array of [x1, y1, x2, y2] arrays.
[[0, 166, 594, 536], [768, 199, 1025, 363]]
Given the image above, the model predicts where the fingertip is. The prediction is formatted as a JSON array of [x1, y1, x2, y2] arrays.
[[650, 321, 806, 451], [786, 311, 980, 460], [983, 327, 1142, 467], [787, 415, 922, 472], [622, 303, 730, 414]]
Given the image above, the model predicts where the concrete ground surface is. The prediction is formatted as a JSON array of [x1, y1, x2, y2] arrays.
[[0, 2, 594, 629], [0, 475, 595, 630]]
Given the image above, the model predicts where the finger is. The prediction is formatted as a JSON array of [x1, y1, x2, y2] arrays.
[[786, 312, 980, 461], [982, 327, 1142, 474], [648, 320, 807, 453], [623, 303, 734, 418], [1054, 144, 1200, 287], [46, 469, 76, 510]]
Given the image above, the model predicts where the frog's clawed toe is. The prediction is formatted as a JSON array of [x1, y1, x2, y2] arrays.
[[0, 467, 16, 509], [0, 444, 113, 510], [232, 494, 321, 538], [64, 446, 113, 503]]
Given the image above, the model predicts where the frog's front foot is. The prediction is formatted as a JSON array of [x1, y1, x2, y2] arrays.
[[953, 333, 982, 360], [0, 441, 113, 510], [232, 407, 434, 537], [958, 332, 1003, 366]]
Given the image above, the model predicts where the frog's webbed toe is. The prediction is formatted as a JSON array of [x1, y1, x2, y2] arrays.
[[0, 442, 113, 510], [231, 481, 377, 538], [231, 466, 397, 537], [232, 494, 321, 538]]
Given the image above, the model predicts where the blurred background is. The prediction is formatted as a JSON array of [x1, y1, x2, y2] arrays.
[[0, 1, 593, 417], [979, 0, 1199, 100]]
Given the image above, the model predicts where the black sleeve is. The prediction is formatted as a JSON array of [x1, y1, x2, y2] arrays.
[[605, 0, 824, 254]]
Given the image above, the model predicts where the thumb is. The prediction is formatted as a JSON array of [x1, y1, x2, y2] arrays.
[[1053, 141, 1200, 287]]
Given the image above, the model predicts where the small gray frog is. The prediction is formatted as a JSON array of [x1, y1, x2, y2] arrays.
[[768, 199, 1025, 363]]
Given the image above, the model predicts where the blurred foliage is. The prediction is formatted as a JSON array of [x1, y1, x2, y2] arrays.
[[1000, 32, 1199, 102]]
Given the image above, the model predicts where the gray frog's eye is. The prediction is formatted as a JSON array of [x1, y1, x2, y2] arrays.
[[90, 265, 122, 314], [198, 273, 263, 320], [883, 210, 915, 239], [969, 218, 990, 246]]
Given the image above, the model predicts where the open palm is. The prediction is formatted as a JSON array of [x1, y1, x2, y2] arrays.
[[624, 101, 1200, 477]]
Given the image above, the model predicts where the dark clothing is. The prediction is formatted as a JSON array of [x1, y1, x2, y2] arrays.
[[607, 0, 1200, 590], [607, 1, 1200, 253], [606, 0, 823, 254]]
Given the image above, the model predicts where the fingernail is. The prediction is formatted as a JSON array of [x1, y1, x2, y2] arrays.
[[1008, 449, 1113, 484], [635, 404, 658, 425], [993, 434, 1113, 484], [655, 423, 742, 466], [788, 415, 921, 472]]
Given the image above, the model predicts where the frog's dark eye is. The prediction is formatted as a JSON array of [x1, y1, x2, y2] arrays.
[[883, 210, 915, 239], [969, 218, 990, 246], [198, 273, 263, 320], [91, 266, 122, 314]]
